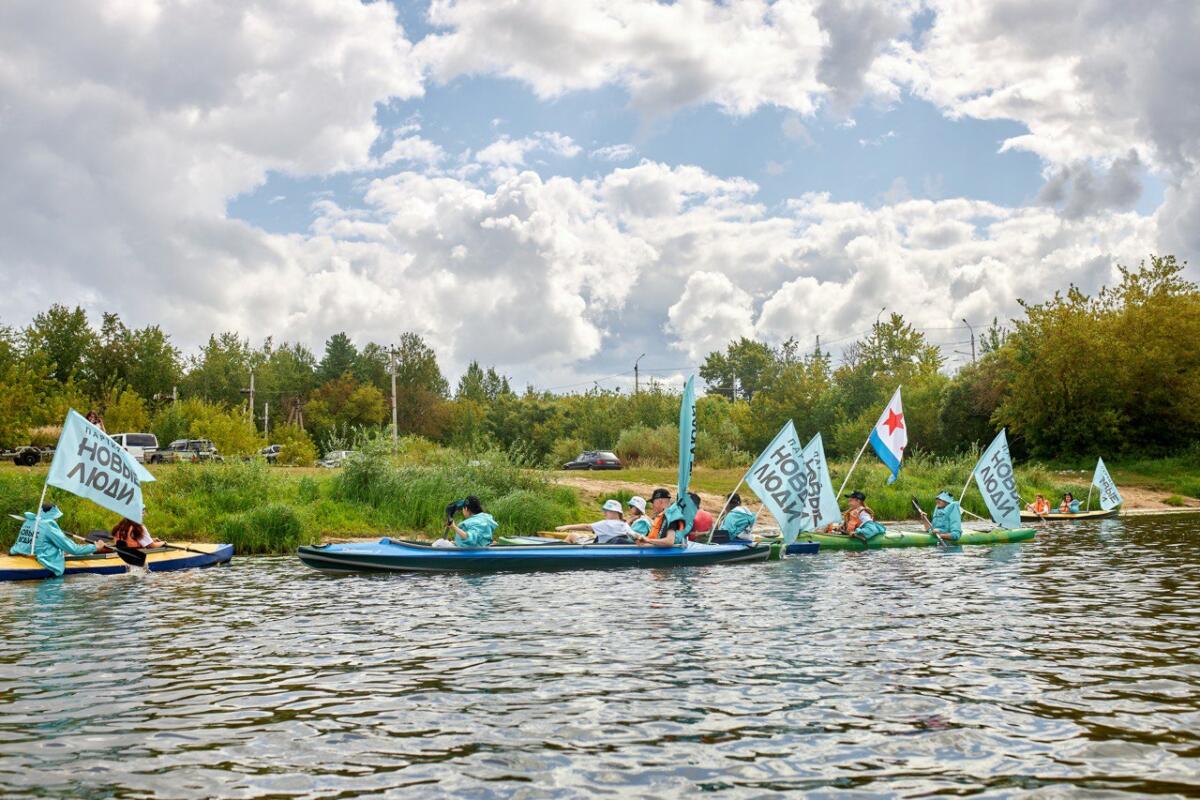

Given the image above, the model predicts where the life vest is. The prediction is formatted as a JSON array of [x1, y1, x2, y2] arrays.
[[843, 505, 875, 533], [1032, 498, 1050, 514]]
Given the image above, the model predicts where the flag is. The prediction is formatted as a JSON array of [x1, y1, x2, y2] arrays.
[[798, 433, 840, 532], [971, 429, 1021, 529], [1092, 457, 1123, 511], [868, 387, 907, 483], [743, 421, 808, 545], [675, 375, 698, 531], [45, 409, 156, 523]]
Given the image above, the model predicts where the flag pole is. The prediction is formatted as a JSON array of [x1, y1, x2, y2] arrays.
[[835, 435, 871, 500], [29, 482, 49, 554], [958, 467, 974, 504]]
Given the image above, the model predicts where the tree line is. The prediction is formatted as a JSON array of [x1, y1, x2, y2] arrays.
[[1, 255, 1195, 466]]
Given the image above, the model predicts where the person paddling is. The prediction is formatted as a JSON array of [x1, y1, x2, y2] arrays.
[[1026, 494, 1051, 515], [1059, 493, 1081, 514], [826, 491, 886, 541], [637, 488, 686, 548], [9, 504, 99, 578], [562, 499, 637, 544], [441, 496, 497, 548], [712, 492, 756, 543], [922, 491, 963, 542]]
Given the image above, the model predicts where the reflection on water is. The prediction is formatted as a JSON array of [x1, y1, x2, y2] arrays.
[[1, 515, 1199, 797]]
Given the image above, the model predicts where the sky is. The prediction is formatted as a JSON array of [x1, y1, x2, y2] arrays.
[[1, 0, 1196, 393]]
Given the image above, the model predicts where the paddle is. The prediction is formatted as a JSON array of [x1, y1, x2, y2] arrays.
[[85, 530, 211, 557], [1020, 497, 1049, 524], [911, 497, 947, 548], [70, 533, 147, 567]]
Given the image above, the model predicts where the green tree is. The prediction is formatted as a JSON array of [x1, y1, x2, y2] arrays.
[[25, 304, 93, 384], [700, 337, 777, 401], [81, 312, 133, 396], [184, 332, 252, 406], [305, 375, 389, 440], [354, 342, 392, 392], [317, 332, 359, 384], [101, 386, 151, 433], [126, 325, 183, 401], [392, 332, 449, 437], [272, 423, 318, 466]]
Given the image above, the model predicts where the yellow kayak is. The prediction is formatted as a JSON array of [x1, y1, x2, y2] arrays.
[[0, 542, 233, 582]]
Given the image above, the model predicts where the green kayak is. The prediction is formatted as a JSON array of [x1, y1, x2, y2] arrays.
[[793, 527, 1036, 551]]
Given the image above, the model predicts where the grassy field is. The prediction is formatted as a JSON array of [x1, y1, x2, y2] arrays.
[[3, 450, 1195, 555]]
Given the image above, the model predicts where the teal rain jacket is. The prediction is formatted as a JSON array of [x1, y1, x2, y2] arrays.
[[629, 516, 652, 536], [9, 510, 98, 577], [930, 501, 963, 541], [722, 506, 757, 537], [455, 513, 498, 547]]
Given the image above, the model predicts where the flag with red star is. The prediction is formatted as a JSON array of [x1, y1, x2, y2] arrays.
[[868, 387, 907, 483]]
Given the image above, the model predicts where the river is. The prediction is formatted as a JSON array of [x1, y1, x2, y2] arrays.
[[1, 514, 1198, 798]]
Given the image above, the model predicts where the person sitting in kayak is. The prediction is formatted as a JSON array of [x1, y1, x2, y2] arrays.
[[686, 492, 714, 541], [560, 499, 637, 544], [1027, 494, 1051, 515], [627, 496, 652, 537], [826, 491, 886, 540], [107, 518, 165, 550], [637, 489, 687, 548], [447, 496, 498, 547], [1059, 493, 1081, 514], [712, 493, 756, 543], [9, 504, 99, 578], [923, 491, 962, 542]]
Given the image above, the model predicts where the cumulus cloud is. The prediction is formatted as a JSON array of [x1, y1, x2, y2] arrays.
[[666, 272, 756, 360], [1038, 151, 1143, 219], [475, 131, 581, 166], [814, 0, 914, 114], [379, 135, 446, 167]]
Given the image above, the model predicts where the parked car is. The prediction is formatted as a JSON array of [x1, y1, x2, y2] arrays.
[[562, 450, 622, 470], [162, 439, 223, 463], [111, 432, 159, 464], [318, 449, 354, 468], [259, 444, 282, 464]]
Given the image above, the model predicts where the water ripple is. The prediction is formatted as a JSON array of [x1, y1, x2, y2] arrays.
[[2, 515, 1199, 797]]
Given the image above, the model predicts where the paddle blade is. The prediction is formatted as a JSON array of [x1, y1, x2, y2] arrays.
[[113, 543, 147, 568], [86, 530, 113, 543]]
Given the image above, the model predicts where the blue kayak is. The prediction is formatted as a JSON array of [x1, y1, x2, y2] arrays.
[[297, 538, 773, 573]]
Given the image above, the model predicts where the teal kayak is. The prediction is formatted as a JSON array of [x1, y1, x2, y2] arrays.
[[297, 538, 773, 573], [790, 527, 1036, 552]]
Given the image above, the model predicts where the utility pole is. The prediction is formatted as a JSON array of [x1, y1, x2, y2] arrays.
[[634, 353, 646, 396], [241, 371, 256, 426], [962, 318, 976, 363], [390, 346, 398, 455], [264, 401, 270, 438], [172, 385, 177, 403]]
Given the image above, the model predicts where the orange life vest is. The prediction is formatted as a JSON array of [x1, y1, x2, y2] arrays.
[[843, 505, 874, 533]]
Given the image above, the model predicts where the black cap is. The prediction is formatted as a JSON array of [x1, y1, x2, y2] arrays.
[[650, 488, 671, 501], [848, 491, 866, 501]]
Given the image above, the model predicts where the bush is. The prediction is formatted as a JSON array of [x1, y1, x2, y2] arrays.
[[1164, 495, 1187, 507], [489, 489, 575, 535], [273, 424, 318, 466], [217, 504, 311, 554], [549, 437, 587, 469], [297, 476, 320, 504]]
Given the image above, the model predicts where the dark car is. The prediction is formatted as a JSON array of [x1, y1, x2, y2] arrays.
[[562, 450, 622, 470]]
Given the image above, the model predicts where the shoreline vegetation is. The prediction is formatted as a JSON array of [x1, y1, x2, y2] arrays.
[[3, 443, 1196, 555]]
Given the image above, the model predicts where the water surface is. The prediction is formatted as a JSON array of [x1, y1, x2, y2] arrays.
[[2, 515, 1198, 797]]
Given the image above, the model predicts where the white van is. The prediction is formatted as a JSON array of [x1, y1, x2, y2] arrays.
[[111, 432, 160, 464]]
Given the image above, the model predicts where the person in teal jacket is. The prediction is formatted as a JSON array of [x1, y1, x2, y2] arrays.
[[716, 493, 757, 541], [1059, 493, 1082, 514], [9, 504, 98, 577], [925, 491, 963, 542], [449, 496, 498, 547]]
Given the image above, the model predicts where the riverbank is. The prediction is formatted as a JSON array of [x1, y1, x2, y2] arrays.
[[2, 453, 1196, 554]]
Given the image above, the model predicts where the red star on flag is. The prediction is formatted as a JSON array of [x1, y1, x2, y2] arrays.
[[884, 408, 905, 435]]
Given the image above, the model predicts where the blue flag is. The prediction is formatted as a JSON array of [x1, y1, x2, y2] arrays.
[[743, 421, 808, 545], [971, 429, 1020, 529], [45, 409, 156, 523], [675, 375, 698, 531]]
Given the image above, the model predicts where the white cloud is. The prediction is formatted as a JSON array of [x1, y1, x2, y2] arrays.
[[590, 143, 638, 162], [666, 272, 756, 360], [379, 135, 445, 167], [475, 131, 582, 166]]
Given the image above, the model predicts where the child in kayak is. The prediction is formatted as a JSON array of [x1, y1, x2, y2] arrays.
[[923, 491, 962, 542], [9, 504, 99, 577], [1027, 494, 1051, 515], [826, 491, 886, 541], [627, 496, 652, 537]]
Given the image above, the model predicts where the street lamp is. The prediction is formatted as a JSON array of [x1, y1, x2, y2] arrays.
[[634, 353, 646, 395]]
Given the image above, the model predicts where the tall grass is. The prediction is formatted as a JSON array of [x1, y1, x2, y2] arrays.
[[331, 437, 582, 535]]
